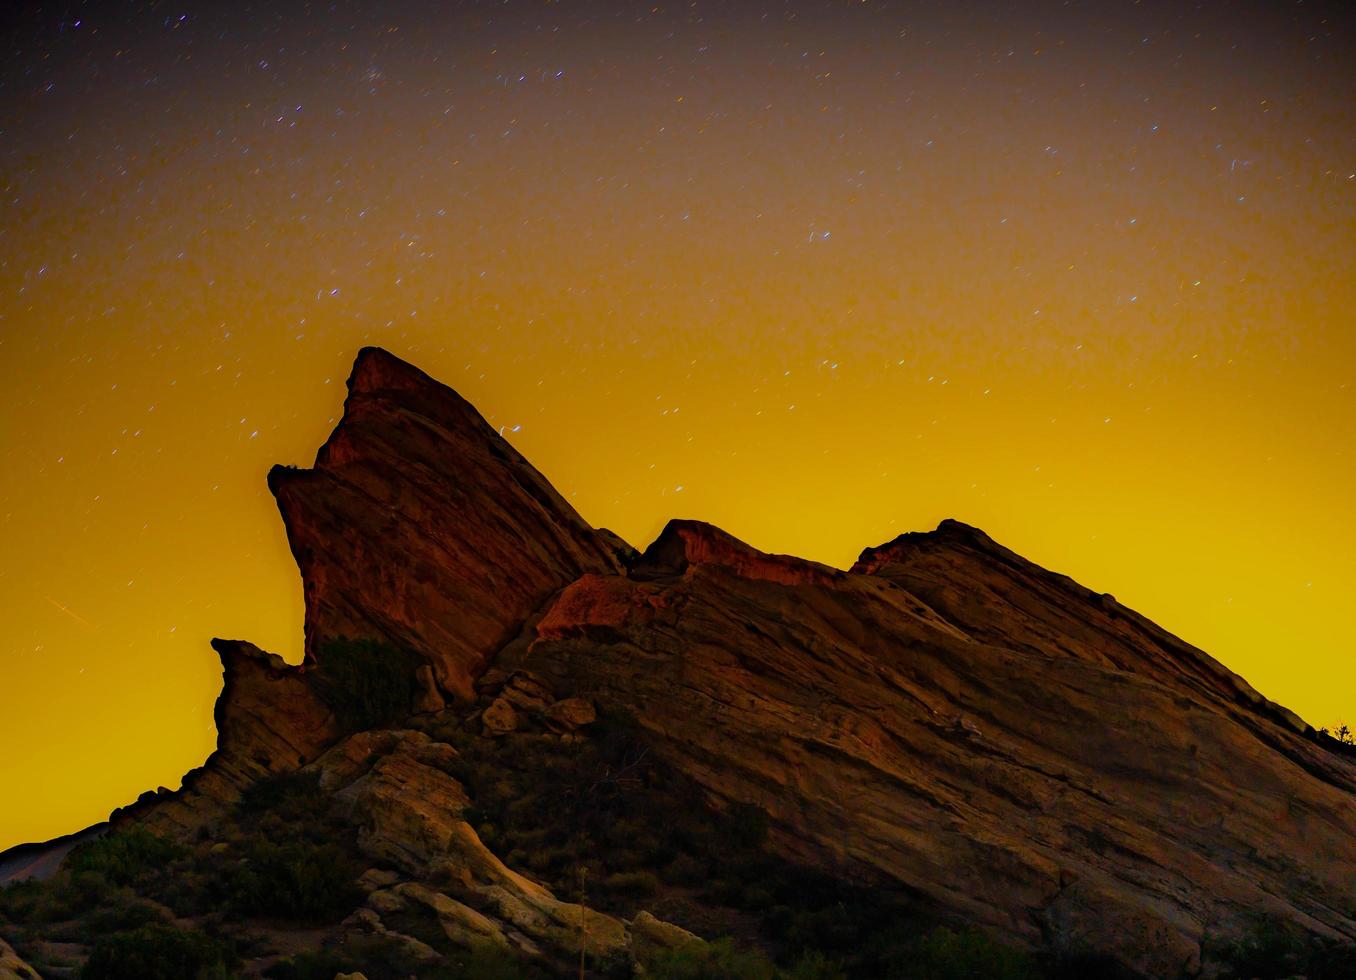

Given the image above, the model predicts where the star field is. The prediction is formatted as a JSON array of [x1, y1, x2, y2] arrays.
[[0, 0, 1353, 849]]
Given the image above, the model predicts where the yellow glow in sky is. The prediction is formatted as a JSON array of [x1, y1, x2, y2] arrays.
[[1, 1, 1352, 850]]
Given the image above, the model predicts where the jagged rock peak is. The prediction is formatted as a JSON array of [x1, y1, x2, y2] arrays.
[[265, 347, 623, 705], [853, 516, 1315, 743], [349, 344, 444, 394], [851, 517, 999, 574], [632, 518, 842, 586], [92, 349, 1354, 980]]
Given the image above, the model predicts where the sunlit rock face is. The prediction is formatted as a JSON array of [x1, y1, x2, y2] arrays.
[[128, 348, 1356, 977]]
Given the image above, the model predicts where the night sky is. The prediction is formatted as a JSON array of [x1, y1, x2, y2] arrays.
[[1, 0, 1352, 850]]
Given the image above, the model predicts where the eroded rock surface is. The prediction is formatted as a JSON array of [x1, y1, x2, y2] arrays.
[[0, 937, 40, 980], [109, 348, 1356, 977], [116, 639, 339, 835], [523, 520, 1356, 976], [268, 346, 622, 704], [308, 728, 691, 965]]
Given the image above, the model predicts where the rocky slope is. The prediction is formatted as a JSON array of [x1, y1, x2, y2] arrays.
[[10, 346, 1354, 978]]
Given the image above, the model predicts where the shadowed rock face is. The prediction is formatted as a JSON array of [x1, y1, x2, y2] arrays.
[[522, 523, 1356, 976], [122, 348, 1356, 977], [268, 346, 623, 705], [112, 639, 341, 835]]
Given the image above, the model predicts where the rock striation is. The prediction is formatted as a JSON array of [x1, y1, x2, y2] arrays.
[[268, 347, 622, 704], [523, 520, 1356, 976], [118, 347, 1356, 977]]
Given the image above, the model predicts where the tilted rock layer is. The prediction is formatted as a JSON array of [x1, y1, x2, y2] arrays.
[[129, 348, 1356, 977]]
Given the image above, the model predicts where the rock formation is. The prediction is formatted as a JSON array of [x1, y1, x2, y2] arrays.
[[268, 346, 622, 704], [90, 348, 1356, 976], [0, 937, 39, 980]]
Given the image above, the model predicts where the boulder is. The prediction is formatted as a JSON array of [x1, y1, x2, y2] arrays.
[[481, 697, 519, 735], [0, 938, 40, 980], [543, 697, 596, 732]]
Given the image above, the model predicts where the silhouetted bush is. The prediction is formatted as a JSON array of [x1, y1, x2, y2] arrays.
[[65, 827, 185, 885], [81, 923, 237, 980], [648, 938, 778, 980], [312, 637, 425, 731], [1319, 723, 1353, 745], [226, 839, 363, 924]]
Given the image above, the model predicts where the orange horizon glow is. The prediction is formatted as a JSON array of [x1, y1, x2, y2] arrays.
[[1, 0, 1352, 851]]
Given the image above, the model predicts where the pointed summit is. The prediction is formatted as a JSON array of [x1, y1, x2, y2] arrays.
[[268, 347, 622, 704], [102, 350, 1355, 979], [854, 518, 1313, 742]]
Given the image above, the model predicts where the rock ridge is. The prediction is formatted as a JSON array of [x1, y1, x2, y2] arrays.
[[106, 347, 1356, 979]]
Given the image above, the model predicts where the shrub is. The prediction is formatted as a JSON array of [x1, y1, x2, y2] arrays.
[[82, 902, 170, 935], [648, 938, 778, 980], [604, 870, 660, 898], [901, 926, 1040, 980], [783, 950, 848, 980], [311, 637, 425, 732], [262, 949, 353, 980], [1311, 942, 1356, 980], [1219, 919, 1309, 979], [456, 940, 531, 980], [1215, 919, 1356, 980], [0, 872, 113, 924], [268, 935, 542, 980], [227, 840, 363, 923], [65, 828, 185, 886], [237, 769, 328, 818], [81, 923, 236, 980]]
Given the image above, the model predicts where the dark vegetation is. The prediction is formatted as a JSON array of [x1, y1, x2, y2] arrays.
[[0, 771, 366, 977], [1319, 723, 1353, 744], [82, 924, 237, 980], [5, 701, 1355, 978], [312, 636, 426, 732], [264, 937, 539, 980], [1211, 917, 1356, 980], [413, 709, 1058, 979]]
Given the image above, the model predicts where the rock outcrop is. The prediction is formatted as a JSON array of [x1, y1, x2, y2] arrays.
[[115, 348, 623, 831], [308, 727, 695, 966], [521, 520, 1356, 976], [114, 639, 339, 835], [114, 348, 1356, 977], [268, 346, 623, 704], [0, 937, 40, 980]]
